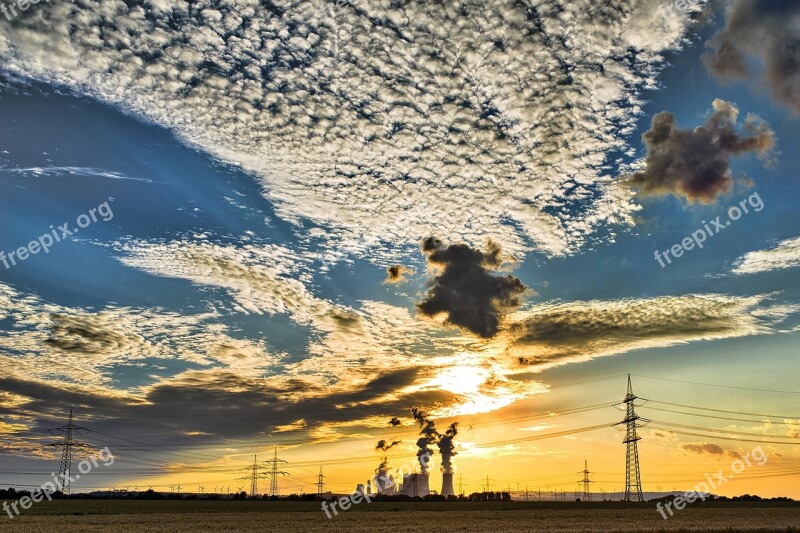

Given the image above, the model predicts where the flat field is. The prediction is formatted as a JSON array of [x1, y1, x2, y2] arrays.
[[2, 500, 799, 532]]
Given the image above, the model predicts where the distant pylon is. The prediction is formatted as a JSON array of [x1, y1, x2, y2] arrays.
[[317, 467, 324, 497], [264, 447, 289, 497], [581, 460, 592, 502], [47, 410, 90, 495], [616, 375, 649, 502], [249, 455, 259, 496]]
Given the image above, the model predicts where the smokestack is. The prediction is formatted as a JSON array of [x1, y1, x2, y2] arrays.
[[441, 473, 455, 497]]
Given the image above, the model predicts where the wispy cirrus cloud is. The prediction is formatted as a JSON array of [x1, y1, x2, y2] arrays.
[[0, 166, 153, 183]]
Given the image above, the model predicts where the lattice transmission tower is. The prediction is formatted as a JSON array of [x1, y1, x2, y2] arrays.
[[616, 375, 649, 501], [264, 447, 289, 497], [580, 460, 592, 502], [47, 410, 90, 495], [249, 455, 259, 497], [316, 466, 324, 497]]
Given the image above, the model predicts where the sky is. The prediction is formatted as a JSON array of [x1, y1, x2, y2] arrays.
[[1, 0, 799, 499]]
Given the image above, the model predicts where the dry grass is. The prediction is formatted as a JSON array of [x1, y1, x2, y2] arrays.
[[3, 500, 799, 532]]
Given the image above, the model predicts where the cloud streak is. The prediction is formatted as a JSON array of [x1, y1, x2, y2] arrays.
[[504, 293, 796, 368]]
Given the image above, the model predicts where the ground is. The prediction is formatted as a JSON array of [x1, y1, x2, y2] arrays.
[[2, 500, 800, 532]]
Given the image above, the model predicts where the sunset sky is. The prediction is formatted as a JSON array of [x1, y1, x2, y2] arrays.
[[1, 0, 799, 499]]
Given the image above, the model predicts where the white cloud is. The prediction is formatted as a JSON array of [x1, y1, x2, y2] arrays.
[[0, 281, 278, 386], [732, 236, 800, 275], [0, 166, 153, 183], [0, 0, 700, 261]]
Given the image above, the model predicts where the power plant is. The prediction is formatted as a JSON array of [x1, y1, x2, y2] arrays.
[[40, 378, 658, 502], [360, 379, 647, 501], [400, 472, 430, 498]]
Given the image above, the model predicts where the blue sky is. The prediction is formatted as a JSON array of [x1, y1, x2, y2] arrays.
[[1, 0, 799, 496]]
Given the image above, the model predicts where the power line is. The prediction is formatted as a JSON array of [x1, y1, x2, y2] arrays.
[[644, 399, 800, 420], [650, 420, 800, 441], [641, 405, 800, 425], [632, 375, 800, 394], [650, 426, 800, 446]]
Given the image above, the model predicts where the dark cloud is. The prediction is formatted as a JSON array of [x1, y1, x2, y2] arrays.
[[326, 311, 361, 330], [416, 237, 527, 338], [375, 439, 400, 451], [705, 0, 800, 113], [0, 366, 454, 457], [44, 313, 140, 354], [385, 265, 412, 284], [507, 294, 771, 366], [627, 99, 774, 202]]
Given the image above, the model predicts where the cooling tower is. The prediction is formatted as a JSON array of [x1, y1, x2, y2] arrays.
[[400, 473, 430, 498], [441, 472, 454, 497], [374, 467, 396, 494]]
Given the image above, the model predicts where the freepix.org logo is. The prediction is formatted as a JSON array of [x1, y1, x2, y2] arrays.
[[654, 192, 764, 268], [0, 200, 114, 271], [3, 447, 115, 519], [0, 0, 52, 22]]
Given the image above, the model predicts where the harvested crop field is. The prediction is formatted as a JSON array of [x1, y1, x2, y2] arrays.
[[3, 501, 799, 532]]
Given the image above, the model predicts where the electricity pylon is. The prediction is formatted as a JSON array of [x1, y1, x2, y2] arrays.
[[47, 410, 90, 495], [615, 375, 649, 501], [580, 460, 592, 501], [264, 447, 289, 497], [316, 467, 324, 497], [249, 455, 259, 496]]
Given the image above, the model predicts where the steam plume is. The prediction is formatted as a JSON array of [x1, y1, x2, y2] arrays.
[[411, 407, 438, 474], [437, 422, 459, 474]]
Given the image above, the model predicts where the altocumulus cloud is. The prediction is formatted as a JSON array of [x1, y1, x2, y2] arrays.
[[0, 0, 704, 259]]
